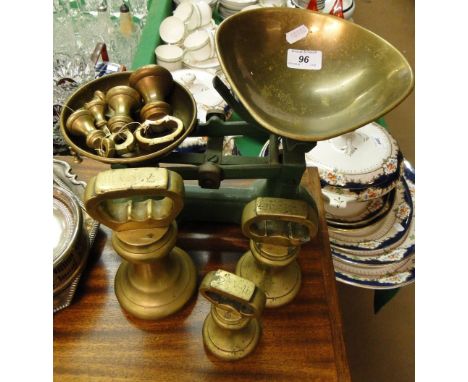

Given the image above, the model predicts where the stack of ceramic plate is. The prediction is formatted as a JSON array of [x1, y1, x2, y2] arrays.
[[306, 122, 415, 289], [218, 0, 259, 19], [174, 0, 218, 10]]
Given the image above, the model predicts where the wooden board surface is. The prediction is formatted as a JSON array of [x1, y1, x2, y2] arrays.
[[53, 157, 350, 382]]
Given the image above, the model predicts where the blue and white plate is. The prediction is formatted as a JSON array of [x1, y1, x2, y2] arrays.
[[328, 174, 413, 252], [333, 255, 415, 289], [330, 161, 415, 264], [332, 161, 415, 288], [331, 217, 414, 265]]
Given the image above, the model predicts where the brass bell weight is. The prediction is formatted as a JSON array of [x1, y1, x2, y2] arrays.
[[129, 65, 185, 152], [84, 90, 108, 130], [105, 85, 140, 133], [84, 167, 197, 319], [236, 197, 319, 308], [66, 109, 116, 157], [200, 270, 266, 361], [129, 64, 173, 121], [105, 86, 141, 155]]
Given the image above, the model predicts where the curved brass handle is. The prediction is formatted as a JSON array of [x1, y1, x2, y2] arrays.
[[84, 167, 184, 231], [241, 197, 318, 246], [200, 270, 266, 318]]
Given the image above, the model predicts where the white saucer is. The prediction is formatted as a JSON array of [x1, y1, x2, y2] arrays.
[[183, 55, 220, 71]]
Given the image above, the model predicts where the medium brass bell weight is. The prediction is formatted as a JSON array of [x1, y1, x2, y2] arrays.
[[236, 197, 319, 308], [129, 65, 184, 152], [84, 167, 197, 319], [200, 270, 266, 361]]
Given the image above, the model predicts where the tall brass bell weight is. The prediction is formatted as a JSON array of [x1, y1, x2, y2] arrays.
[[236, 197, 319, 308], [84, 167, 197, 319]]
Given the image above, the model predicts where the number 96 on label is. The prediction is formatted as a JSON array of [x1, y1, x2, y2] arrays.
[[287, 49, 322, 70]]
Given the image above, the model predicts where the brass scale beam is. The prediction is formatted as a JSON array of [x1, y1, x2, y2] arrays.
[[113, 76, 318, 224]]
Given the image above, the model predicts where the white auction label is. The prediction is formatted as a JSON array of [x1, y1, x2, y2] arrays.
[[287, 49, 322, 70], [285, 25, 308, 44]]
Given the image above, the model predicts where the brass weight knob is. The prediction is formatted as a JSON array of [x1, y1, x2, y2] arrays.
[[84, 167, 197, 320], [66, 109, 115, 157], [236, 197, 318, 308], [200, 270, 266, 361], [129, 64, 173, 121]]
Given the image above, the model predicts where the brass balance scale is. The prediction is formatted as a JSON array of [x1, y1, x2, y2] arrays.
[[59, 9, 413, 360]]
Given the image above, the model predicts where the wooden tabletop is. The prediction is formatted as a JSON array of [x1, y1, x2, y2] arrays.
[[53, 157, 351, 382]]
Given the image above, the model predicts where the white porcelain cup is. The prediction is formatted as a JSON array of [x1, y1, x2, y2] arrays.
[[159, 16, 187, 44], [174, 2, 201, 31], [195, 1, 213, 27], [183, 29, 212, 62], [155, 44, 184, 72], [173, 1, 193, 23]]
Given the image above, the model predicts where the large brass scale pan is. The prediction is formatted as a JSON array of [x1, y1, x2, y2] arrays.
[[60, 8, 414, 223], [216, 8, 414, 142]]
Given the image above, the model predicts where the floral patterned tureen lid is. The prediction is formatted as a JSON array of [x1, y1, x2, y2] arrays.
[[305, 122, 402, 207]]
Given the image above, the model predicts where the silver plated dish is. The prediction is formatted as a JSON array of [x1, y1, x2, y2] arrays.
[[53, 159, 99, 313]]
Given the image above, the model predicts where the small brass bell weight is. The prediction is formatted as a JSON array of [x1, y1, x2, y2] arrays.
[[66, 109, 116, 157], [200, 270, 266, 361], [84, 167, 197, 319], [236, 197, 319, 308]]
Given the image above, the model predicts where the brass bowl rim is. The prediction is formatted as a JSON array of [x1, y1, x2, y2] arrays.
[[59, 71, 197, 164], [215, 8, 415, 142]]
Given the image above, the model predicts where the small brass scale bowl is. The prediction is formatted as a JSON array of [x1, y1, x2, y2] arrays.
[[58, 9, 413, 347], [60, 71, 197, 165]]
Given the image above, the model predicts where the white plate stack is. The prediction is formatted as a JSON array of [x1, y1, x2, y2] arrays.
[[218, 0, 259, 19], [173, 0, 219, 10]]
